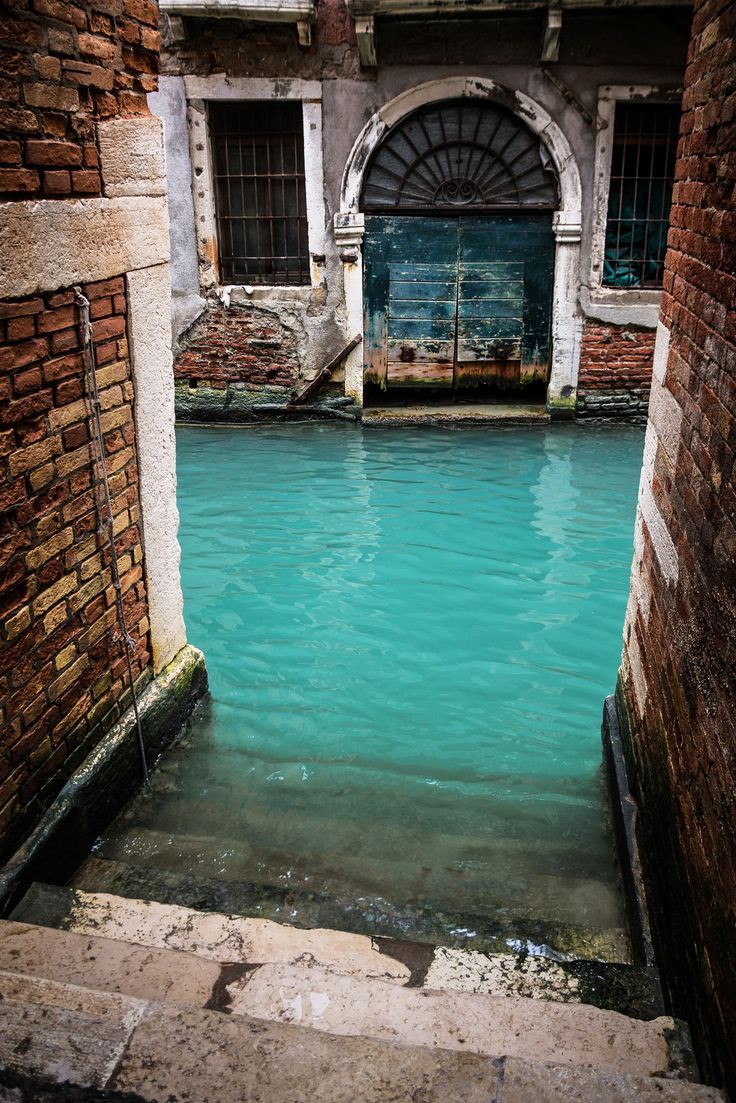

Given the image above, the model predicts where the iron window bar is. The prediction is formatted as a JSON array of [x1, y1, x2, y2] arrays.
[[603, 101, 680, 290], [210, 100, 310, 286]]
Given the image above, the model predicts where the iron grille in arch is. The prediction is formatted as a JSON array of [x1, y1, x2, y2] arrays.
[[362, 99, 558, 212]]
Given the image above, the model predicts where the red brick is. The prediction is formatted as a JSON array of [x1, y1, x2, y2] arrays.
[[85, 277, 124, 299], [37, 305, 76, 334], [25, 139, 83, 167], [47, 290, 75, 308], [0, 167, 41, 193], [71, 169, 100, 193], [43, 169, 71, 194], [43, 351, 83, 382], [51, 327, 78, 354], [91, 315, 126, 343], [13, 366, 42, 395], [6, 315, 36, 341], [0, 140, 21, 164], [0, 299, 43, 320], [0, 337, 48, 372]]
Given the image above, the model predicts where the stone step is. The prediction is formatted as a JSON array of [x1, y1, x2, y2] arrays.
[[72, 853, 632, 963], [493, 1059, 726, 1103], [0, 963, 724, 1103], [8, 882, 679, 1072], [9, 882, 413, 983], [0, 919, 221, 1007], [8, 875, 664, 1019], [0, 913, 721, 1101], [221, 960, 677, 1076], [12, 880, 664, 1016], [95, 822, 626, 933], [0, 969, 499, 1102]]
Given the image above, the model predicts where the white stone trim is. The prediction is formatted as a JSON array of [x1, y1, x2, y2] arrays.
[[184, 76, 325, 294], [183, 76, 321, 102], [587, 84, 681, 327], [0, 196, 169, 299], [625, 319, 679, 674], [127, 264, 187, 674], [335, 76, 583, 410]]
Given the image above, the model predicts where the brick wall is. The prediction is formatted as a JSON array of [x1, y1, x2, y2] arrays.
[[0, 280, 151, 859], [576, 322, 656, 418], [0, 0, 160, 198], [175, 302, 301, 391], [619, 0, 736, 1091]]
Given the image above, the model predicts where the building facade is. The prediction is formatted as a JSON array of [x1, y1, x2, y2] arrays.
[[154, 0, 690, 419]]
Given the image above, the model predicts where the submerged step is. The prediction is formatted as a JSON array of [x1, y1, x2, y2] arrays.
[[362, 404, 551, 427], [222, 961, 676, 1076], [96, 819, 625, 931], [72, 854, 632, 964]]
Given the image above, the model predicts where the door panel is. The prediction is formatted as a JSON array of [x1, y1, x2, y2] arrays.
[[363, 218, 457, 388], [363, 214, 554, 391], [455, 260, 524, 386], [386, 261, 455, 387]]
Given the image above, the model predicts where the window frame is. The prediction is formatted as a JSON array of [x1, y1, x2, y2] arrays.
[[588, 85, 682, 319], [184, 77, 326, 295]]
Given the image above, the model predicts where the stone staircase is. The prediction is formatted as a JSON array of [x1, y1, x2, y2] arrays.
[[0, 881, 727, 1102]]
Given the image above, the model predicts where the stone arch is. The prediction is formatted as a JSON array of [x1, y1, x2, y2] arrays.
[[334, 77, 583, 412]]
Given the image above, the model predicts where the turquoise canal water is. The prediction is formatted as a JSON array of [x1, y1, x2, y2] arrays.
[[102, 423, 645, 947]]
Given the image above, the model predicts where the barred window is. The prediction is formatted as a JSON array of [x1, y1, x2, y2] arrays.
[[603, 102, 680, 289], [210, 101, 309, 285]]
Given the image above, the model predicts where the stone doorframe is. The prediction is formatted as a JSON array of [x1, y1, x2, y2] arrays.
[[334, 77, 583, 414]]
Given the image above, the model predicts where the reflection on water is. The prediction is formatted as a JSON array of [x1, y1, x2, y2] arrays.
[[101, 423, 644, 942]]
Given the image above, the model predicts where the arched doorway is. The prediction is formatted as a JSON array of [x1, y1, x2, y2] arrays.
[[335, 78, 583, 411], [361, 97, 558, 400]]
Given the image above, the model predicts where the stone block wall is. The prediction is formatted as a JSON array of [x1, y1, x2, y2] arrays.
[[618, 0, 736, 1091], [576, 322, 656, 418], [0, 279, 150, 854]]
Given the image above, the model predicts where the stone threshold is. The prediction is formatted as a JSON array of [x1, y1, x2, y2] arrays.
[[362, 404, 551, 428]]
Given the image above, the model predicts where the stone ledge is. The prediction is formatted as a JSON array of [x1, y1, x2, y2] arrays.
[[0, 196, 169, 299]]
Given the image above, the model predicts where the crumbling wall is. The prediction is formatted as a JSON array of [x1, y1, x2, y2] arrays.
[[1, 0, 186, 859], [618, 0, 736, 1091], [577, 322, 656, 418]]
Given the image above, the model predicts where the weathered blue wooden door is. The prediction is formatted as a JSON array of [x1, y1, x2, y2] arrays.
[[363, 214, 554, 393]]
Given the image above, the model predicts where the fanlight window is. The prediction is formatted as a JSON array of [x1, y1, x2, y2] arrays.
[[362, 99, 558, 212]]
